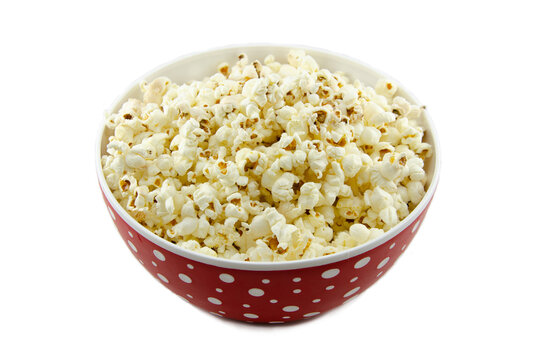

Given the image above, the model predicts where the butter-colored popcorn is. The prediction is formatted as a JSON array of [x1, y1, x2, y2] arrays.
[[102, 51, 431, 261], [375, 79, 398, 99], [360, 126, 382, 145], [298, 182, 322, 210], [125, 151, 146, 168], [141, 77, 170, 104], [407, 180, 425, 205], [336, 196, 363, 219], [271, 172, 298, 202], [365, 186, 394, 213], [341, 153, 362, 178], [307, 149, 328, 178]]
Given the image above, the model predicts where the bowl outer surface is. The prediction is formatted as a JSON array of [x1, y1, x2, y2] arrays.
[[97, 44, 440, 322], [103, 189, 432, 323]]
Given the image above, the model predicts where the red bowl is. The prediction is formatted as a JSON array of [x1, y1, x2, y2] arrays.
[[96, 45, 440, 323]]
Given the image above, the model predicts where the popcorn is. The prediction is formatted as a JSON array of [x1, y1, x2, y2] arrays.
[[307, 149, 328, 178], [125, 151, 146, 168], [298, 182, 322, 210], [173, 217, 198, 236], [360, 126, 382, 145], [193, 183, 216, 210], [103, 51, 432, 262], [407, 180, 425, 205], [341, 153, 362, 178], [271, 172, 298, 202]]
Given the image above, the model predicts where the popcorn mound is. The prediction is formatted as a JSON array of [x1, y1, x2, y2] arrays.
[[102, 51, 432, 261]]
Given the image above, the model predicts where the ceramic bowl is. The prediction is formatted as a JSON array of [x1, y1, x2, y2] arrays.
[[96, 44, 440, 323]]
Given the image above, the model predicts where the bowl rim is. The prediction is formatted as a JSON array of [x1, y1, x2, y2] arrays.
[[96, 43, 441, 271]]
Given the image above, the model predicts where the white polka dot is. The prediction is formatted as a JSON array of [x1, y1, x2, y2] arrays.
[[389, 242, 396, 249], [325, 285, 335, 290], [269, 321, 284, 324], [243, 304, 250, 308], [402, 244, 407, 251], [108, 206, 116, 220], [344, 287, 361, 298], [243, 313, 259, 319], [178, 273, 192, 283], [248, 288, 264, 297], [152, 261, 157, 267], [153, 250, 165, 261], [127, 240, 137, 253], [377, 271, 383, 277], [128, 231, 133, 238], [412, 219, 421, 233], [218, 311, 226, 314], [321, 268, 340, 279], [187, 264, 194, 269], [210, 312, 222, 317], [186, 294, 193, 299], [208, 297, 222, 305], [303, 312, 321, 318], [282, 305, 299, 312], [219, 273, 235, 283], [262, 279, 270, 284], [282, 316, 290, 319], [312, 299, 321, 303], [293, 289, 301, 294], [270, 299, 278, 303], [350, 276, 358, 283], [377, 257, 390, 269], [157, 273, 168, 283], [292, 277, 301, 282], [216, 288, 223, 293], [354, 257, 370, 269]]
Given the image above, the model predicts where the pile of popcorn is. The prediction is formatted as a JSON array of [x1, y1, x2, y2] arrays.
[[102, 50, 432, 261]]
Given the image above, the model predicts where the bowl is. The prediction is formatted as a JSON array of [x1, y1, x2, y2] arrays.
[[96, 44, 440, 323]]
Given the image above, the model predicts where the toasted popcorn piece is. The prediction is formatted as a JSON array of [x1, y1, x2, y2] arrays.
[[307, 149, 328, 178], [103, 51, 431, 261], [125, 151, 146, 168], [379, 152, 406, 181], [364, 102, 395, 126], [326, 145, 345, 159], [391, 96, 411, 116], [141, 77, 171, 104], [247, 240, 275, 262], [368, 228, 385, 242], [336, 196, 363, 219], [341, 153, 362, 178], [267, 172, 297, 202], [198, 247, 218, 257], [173, 217, 198, 236], [365, 186, 394, 213], [375, 79, 398, 99], [379, 206, 399, 228], [407, 180, 425, 205], [192, 183, 216, 211], [360, 126, 382, 145], [348, 223, 370, 244], [278, 201, 305, 223], [406, 156, 426, 181], [245, 214, 272, 240], [298, 182, 321, 210]]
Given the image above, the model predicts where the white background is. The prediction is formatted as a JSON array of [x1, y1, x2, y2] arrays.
[[1, 1, 536, 359]]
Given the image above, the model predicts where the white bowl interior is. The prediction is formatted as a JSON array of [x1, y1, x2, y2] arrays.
[[97, 44, 439, 270]]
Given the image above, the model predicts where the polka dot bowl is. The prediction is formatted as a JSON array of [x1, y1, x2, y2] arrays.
[[96, 45, 440, 323]]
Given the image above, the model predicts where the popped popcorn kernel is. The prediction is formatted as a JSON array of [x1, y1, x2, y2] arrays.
[[102, 51, 431, 261]]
